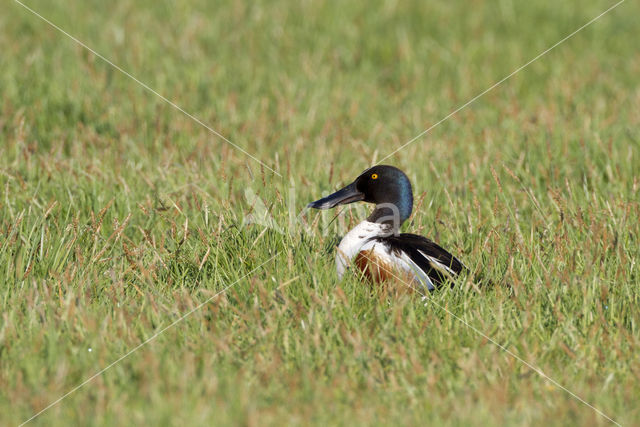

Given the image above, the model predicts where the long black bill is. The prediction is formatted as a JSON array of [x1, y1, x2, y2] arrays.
[[307, 182, 364, 210]]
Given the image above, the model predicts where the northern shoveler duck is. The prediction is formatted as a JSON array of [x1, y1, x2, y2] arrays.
[[308, 165, 465, 291]]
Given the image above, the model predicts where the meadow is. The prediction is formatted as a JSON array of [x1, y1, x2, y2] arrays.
[[1, 0, 639, 425]]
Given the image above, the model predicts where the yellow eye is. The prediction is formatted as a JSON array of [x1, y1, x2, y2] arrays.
[[371, 173, 378, 180]]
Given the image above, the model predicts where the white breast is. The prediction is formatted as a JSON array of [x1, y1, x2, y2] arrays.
[[336, 221, 387, 278], [335, 221, 435, 290]]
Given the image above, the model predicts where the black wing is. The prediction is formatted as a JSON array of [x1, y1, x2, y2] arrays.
[[375, 233, 466, 289]]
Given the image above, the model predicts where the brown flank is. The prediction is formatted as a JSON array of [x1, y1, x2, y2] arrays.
[[354, 250, 418, 294]]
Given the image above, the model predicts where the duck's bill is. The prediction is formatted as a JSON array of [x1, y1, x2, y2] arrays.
[[307, 182, 364, 209]]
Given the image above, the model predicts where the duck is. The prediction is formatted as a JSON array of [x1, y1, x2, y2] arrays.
[[308, 165, 466, 291]]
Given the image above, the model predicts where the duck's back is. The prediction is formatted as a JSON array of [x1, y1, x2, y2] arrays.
[[371, 233, 466, 288]]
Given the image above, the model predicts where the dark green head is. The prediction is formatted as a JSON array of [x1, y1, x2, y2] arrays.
[[307, 165, 413, 226]]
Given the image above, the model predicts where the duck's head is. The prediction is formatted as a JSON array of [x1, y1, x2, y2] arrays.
[[307, 165, 413, 227]]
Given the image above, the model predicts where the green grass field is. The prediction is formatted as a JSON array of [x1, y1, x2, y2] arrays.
[[1, 0, 639, 425]]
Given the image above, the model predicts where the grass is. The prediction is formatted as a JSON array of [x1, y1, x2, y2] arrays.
[[1, 0, 639, 425]]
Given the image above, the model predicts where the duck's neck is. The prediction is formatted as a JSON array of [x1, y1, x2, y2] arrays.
[[367, 200, 412, 232]]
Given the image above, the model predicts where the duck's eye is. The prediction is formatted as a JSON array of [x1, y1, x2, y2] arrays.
[[371, 173, 378, 180]]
